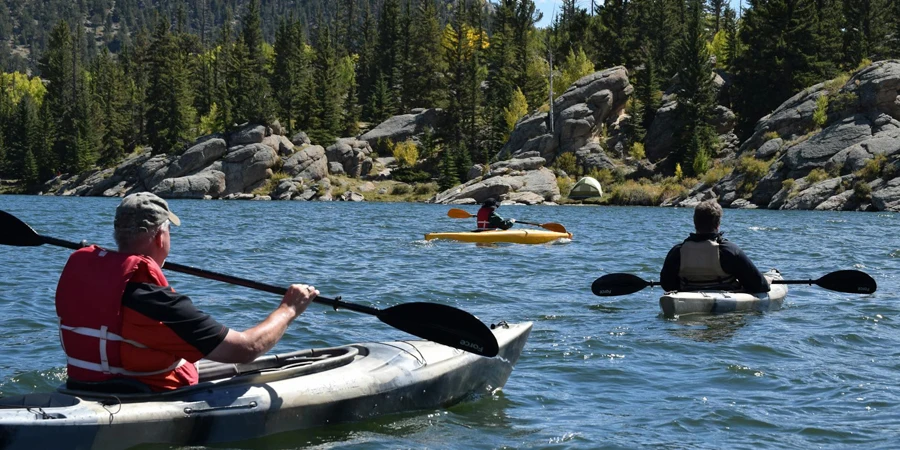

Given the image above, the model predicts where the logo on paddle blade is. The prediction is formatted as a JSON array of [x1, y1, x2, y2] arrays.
[[595, 289, 611, 294], [459, 339, 484, 352]]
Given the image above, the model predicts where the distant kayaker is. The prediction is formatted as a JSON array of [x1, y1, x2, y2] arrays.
[[660, 199, 770, 293], [55, 192, 319, 392], [476, 198, 516, 230]]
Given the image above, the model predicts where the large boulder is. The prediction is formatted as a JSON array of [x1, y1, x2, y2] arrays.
[[152, 170, 227, 199], [221, 144, 279, 195], [498, 67, 632, 164], [283, 145, 328, 181], [360, 108, 443, 148]]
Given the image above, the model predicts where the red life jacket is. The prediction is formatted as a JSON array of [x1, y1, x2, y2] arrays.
[[55, 246, 188, 384], [476, 207, 493, 230]]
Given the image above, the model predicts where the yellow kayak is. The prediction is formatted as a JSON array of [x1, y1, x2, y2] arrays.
[[425, 229, 573, 244]]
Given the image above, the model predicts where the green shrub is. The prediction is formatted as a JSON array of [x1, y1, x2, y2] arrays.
[[829, 92, 857, 113], [608, 180, 663, 206], [763, 131, 780, 141], [692, 149, 711, 175], [853, 180, 872, 201], [413, 182, 438, 196], [557, 175, 575, 197], [855, 154, 887, 181], [702, 164, 732, 187], [391, 140, 419, 168], [824, 73, 850, 95], [553, 152, 579, 176], [813, 95, 829, 128], [390, 183, 412, 195], [629, 142, 645, 160], [586, 168, 615, 188], [781, 178, 795, 192], [805, 168, 828, 184], [392, 167, 432, 183], [736, 156, 774, 196]]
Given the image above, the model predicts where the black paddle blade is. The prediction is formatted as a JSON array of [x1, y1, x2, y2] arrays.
[[591, 273, 651, 296], [816, 270, 877, 294], [377, 302, 499, 357], [0, 210, 44, 247]]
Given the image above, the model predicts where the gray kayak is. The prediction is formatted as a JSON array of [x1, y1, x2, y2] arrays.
[[0, 321, 532, 449], [659, 269, 788, 317]]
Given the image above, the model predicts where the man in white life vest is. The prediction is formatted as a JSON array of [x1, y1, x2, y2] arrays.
[[659, 199, 770, 293]]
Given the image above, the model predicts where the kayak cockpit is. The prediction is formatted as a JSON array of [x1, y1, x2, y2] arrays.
[[55, 346, 360, 400]]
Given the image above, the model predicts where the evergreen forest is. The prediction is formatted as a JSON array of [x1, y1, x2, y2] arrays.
[[1, 0, 899, 191]]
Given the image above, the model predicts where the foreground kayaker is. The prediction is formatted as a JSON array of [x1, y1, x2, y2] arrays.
[[55, 192, 319, 392], [659, 199, 770, 293], [477, 198, 516, 230]]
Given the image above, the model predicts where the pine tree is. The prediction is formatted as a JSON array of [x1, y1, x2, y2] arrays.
[[405, 0, 446, 109], [376, 0, 402, 115], [722, 5, 739, 71], [357, 4, 379, 121], [272, 17, 311, 133], [732, 0, 823, 138], [215, 10, 235, 131], [7, 93, 41, 184], [634, 46, 661, 132], [145, 15, 195, 154], [889, 0, 900, 58], [707, 0, 726, 32], [841, 0, 887, 68], [91, 49, 129, 165], [238, 0, 272, 125], [510, 0, 545, 111], [671, 0, 718, 176], [484, 0, 518, 154], [308, 23, 341, 145], [593, 0, 634, 69]]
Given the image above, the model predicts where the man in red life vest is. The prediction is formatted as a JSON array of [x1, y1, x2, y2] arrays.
[[476, 198, 516, 230], [55, 192, 318, 391]]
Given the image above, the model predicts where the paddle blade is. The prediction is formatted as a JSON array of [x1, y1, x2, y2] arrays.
[[540, 223, 568, 234], [816, 270, 877, 294], [447, 208, 474, 219], [592, 273, 652, 296], [0, 210, 45, 247], [377, 302, 499, 357]]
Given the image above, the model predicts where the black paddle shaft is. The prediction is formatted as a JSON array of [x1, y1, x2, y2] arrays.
[[0, 210, 500, 357]]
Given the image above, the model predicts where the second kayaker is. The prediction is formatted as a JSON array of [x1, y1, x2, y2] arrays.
[[476, 198, 516, 230], [659, 199, 770, 293], [55, 192, 319, 392]]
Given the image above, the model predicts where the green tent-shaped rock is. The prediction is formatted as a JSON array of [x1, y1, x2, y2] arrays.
[[568, 176, 603, 199]]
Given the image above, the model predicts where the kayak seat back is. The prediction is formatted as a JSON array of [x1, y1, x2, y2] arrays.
[[65, 377, 153, 394]]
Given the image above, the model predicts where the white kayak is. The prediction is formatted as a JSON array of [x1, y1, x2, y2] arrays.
[[0, 321, 532, 449], [659, 269, 787, 317]]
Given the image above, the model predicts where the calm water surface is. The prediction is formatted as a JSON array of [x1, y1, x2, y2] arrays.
[[0, 195, 898, 449]]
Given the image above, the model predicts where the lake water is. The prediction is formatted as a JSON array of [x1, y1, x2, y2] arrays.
[[0, 195, 897, 449]]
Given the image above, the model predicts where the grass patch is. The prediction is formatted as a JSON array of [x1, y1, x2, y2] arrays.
[[805, 168, 828, 184], [736, 156, 774, 196]]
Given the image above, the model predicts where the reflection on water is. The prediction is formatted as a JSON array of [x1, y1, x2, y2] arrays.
[[664, 313, 753, 343]]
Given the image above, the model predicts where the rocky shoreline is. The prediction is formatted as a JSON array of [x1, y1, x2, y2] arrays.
[[10, 60, 900, 213]]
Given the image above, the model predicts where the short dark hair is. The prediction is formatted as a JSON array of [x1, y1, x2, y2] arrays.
[[693, 199, 722, 232]]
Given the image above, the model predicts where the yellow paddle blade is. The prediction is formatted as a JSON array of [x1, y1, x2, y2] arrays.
[[541, 223, 568, 234], [447, 208, 474, 219]]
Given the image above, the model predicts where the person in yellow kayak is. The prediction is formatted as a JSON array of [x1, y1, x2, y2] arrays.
[[55, 192, 319, 392], [476, 198, 516, 230], [660, 199, 770, 293]]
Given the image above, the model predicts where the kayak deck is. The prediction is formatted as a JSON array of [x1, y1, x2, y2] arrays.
[[425, 229, 572, 244], [0, 322, 532, 450], [659, 269, 787, 317]]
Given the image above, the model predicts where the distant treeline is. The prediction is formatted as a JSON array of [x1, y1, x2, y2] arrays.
[[0, 0, 898, 189]]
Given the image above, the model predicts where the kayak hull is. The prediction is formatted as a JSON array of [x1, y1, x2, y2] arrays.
[[659, 269, 787, 317], [0, 322, 532, 449], [425, 229, 572, 244]]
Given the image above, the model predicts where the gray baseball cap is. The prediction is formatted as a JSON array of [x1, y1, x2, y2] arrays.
[[114, 192, 181, 231]]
